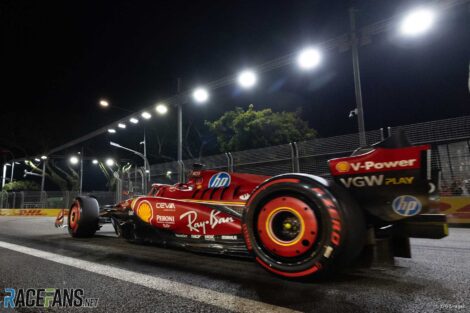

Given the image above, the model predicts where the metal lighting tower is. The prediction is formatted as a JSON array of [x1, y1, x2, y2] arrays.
[[10, 162, 15, 183], [177, 78, 184, 183], [349, 7, 367, 147], [79, 148, 84, 194], [140, 128, 150, 183], [110, 141, 150, 193], [2, 163, 11, 189], [40, 160, 46, 192]]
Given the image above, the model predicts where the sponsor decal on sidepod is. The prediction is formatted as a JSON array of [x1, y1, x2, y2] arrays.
[[155, 202, 176, 211], [179, 209, 234, 234], [208, 172, 231, 188], [340, 175, 414, 188], [156, 215, 175, 224], [335, 159, 417, 174], [392, 195, 422, 216]]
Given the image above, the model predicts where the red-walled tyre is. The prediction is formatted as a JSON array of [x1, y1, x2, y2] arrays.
[[68, 196, 100, 238], [243, 174, 366, 280]]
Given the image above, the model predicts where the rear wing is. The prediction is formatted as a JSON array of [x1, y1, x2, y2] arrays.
[[328, 133, 435, 222]]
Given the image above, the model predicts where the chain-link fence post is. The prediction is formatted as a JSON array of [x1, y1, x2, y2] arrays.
[[64, 191, 70, 209], [225, 152, 234, 172], [40, 191, 47, 207], [114, 172, 122, 203], [11, 192, 16, 208], [19, 191, 24, 208], [290, 142, 300, 172], [0, 190, 6, 208]]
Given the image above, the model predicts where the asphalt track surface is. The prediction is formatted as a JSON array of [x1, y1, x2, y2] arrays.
[[0, 217, 468, 313]]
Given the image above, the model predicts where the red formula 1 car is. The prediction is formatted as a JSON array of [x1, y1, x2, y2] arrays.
[[55, 132, 448, 279]]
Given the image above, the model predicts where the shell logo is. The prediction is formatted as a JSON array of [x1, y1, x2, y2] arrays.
[[137, 202, 152, 223], [335, 161, 350, 173]]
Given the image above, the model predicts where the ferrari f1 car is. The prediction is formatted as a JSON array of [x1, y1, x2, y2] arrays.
[[55, 132, 448, 279]]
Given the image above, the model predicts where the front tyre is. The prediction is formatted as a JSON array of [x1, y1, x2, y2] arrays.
[[68, 197, 100, 238], [243, 174, 366, 279]]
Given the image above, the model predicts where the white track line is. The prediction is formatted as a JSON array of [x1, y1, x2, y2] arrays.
[[0, 241, 298, 313]]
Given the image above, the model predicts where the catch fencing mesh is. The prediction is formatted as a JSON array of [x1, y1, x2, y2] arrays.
[[2, 115, 469, 209], [134, 115, 470, 196]]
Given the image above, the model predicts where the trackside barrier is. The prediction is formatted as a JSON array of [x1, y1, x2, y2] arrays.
[[0, 209, 66, 217], [439, 196, 470, 225], [0, 191, 116, 209]]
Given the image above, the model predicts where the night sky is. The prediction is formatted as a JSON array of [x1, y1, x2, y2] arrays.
[[1, 0, 469, 177]]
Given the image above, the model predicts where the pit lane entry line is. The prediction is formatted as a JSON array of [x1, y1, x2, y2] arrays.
[[0, 240, 299, 313]]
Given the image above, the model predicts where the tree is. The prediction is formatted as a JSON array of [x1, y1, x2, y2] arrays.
[[98, 162, 133, 191], [3, 180, 39, 191], [205, 105, 317, 151], [26, 159, 79, 191]]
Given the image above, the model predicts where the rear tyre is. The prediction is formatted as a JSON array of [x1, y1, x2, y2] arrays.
[[243, 174, 366, 279], [68, 196, 100, 238]]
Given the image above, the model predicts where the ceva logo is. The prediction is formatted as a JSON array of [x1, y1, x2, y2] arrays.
[[208, 172, 231, 188]]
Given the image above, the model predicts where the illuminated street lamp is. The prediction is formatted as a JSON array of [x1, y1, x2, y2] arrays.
[[108, 128, 116, 134], [99, 99, 109, 107], [98, 99, 132, 112], [400, 8, 435, 36], [192, 87, 209, 103], [69, 156, 79, 165], [237, 70, 257, 88], [105, 158, 115, 167], [41, 155, 47, 160], [129, 117, 139, 124], [141, 111, 151, 120], [155, 103, 168, 115], [118, 123, 126, 129], [297, 48, 321, 70], [92, 159, 99, 165]]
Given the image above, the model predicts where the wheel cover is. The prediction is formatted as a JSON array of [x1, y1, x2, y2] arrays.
[[256, 196, 318, 258], [69, 201, 80, 231]]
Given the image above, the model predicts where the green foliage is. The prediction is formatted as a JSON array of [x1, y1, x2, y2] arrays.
[[25, 160, 78, 192], [98, 162, 133, 191], [3, 180, 40, 191], [205, 105, 317, 151]]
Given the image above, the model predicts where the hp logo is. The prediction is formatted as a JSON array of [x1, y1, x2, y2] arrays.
[[208, 172, 231, 188], [392, 195, 422, 217]]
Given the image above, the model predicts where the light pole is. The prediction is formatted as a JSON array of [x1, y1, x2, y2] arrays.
[[41, 160, 46, 192], [110, 141, 150, 192], [69, 155, 81, 193], [349, 7, 367, 147], [24, 170, 42, 178], [177, 78, 183, 183], [100, 99, 156, 183], [2, 163, 11, 189], [139, 128, 149, 182], [79, 148, 84, 194], [347, 6, 436, 147], [10, 162, 15, 183]]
